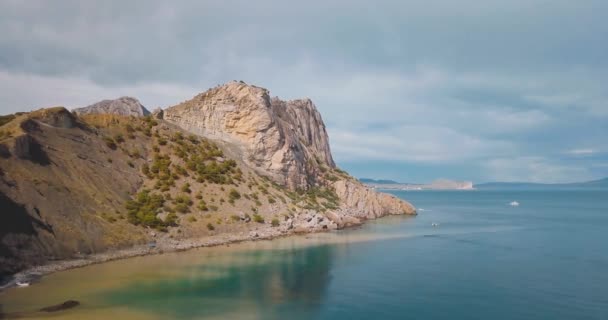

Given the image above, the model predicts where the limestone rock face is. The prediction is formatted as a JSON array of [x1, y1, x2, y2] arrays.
[[164, 81, 334, 190], [332, 180, 417, 219], [73, 97, 150, 117], [164, 81, 416, 221]]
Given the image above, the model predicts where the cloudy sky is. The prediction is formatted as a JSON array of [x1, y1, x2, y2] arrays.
[[1, 0, 607, 183]]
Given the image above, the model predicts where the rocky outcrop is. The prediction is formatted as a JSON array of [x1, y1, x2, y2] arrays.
[[73, 97, 150, 117], [164, 81, 334, 190], [333, 180, 416, 218], [164, 81, 415, 222]]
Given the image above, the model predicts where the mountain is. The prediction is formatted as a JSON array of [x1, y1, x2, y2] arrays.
[[73, 96, 150, 117], [359, 178, 400, 184], [0, 81, 415, 276], [475, 178, 608, 190]]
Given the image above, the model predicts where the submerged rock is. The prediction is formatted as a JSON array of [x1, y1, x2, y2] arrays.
[[39, 300, 80, 312]]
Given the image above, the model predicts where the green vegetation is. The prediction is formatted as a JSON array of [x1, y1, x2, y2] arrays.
[[103, 136, 117, 150], [113, 133, 125, 144], [207, 223, 215, 231], [187, 216, 197, 222], [231, 215, 241, 222], [173, 194, 193, 213], [0, 114, 16, 127], [271, 218, 280, 227], [181, 183, 191, 193], [253, 214, 264, 223], [125, 190, 167, 230]]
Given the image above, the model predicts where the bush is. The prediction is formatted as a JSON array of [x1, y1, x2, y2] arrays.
[[197, 200, 209, 211], [253, 214, 264, 223], [164, 212, 178, 226], [271, 218, 280, 227], [174, 203, 190, 213], [231, 215, 241, 221], [127, 160, 134, 168], [114, 133, 125, 143], [228, 188, 241, 201], [187, 216, 197, 222], [181, 183, 191, 193], [125, 190, 165, 229], [207, 223, 215, 231], [103, 136, 117, 150]]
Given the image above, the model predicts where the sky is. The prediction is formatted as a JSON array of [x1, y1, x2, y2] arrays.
[[1, 0, 607, 184]]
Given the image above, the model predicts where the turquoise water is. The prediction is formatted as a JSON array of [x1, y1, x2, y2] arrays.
[[2, 190, 607, 319]]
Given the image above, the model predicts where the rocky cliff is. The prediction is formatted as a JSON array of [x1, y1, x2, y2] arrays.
[[163, 81, 415, 222], [0, 82, 415, 277], [73, 97, 150, 117], [163, 82, 334, 190]]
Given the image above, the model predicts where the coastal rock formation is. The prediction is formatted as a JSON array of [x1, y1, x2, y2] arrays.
[[73, 97, 150, 117], [163, 81, 334, 190], [0, 82, 416, 278], [333, 180, 416, 219]]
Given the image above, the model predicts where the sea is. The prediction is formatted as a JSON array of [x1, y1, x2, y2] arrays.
[[1, 189, 607, 319]]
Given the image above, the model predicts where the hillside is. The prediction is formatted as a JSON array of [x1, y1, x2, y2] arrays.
[[0, 81, 416, 277]]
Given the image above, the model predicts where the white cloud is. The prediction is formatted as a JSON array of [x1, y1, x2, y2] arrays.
[[0, 70, 199, 112], [482, 156, 594, 183], [567, 148, 595, 155]]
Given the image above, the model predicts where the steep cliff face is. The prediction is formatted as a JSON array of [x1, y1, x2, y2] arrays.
[[163, 81, 415, 219], [164, 82, 334, 190], [73, 97, 150, 117]]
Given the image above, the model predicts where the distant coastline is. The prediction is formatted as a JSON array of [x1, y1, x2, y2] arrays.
[[360, 178, 474, 191]]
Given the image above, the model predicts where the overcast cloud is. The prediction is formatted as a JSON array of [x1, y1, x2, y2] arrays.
[[1, 0, 607, 183]]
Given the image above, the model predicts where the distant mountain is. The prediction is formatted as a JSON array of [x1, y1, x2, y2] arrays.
[[360, 178, 474, 190], [359, 178, 400, 184], [475, 178, 608, 190]]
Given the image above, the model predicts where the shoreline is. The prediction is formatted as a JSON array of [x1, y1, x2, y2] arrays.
[[0, 223, 345, 292]]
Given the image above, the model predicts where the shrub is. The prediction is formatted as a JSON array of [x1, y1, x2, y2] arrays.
[[181, 183, 191, 193], [197, 200, 209, 211], [209, 205, 219, 211], [127, 160, 134, 168], [114, 133, 125, 143], [207, 223, 215, 231], [125, 190, 165, 229], [164, 212, 178, 226], [253, 214, 264, 223], [174, 203, 189, 213], [271, 218, 280, 227], [187, 216, 197, 222], [141, 163, 150, 176], [103, 136, 117, 150], [228, 189, 241, 201], [231, 215, 241, 221], [268, 197, 276, 204]]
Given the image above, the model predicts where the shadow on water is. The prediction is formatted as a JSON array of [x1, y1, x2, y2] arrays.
[[99, 244, 335, 319]]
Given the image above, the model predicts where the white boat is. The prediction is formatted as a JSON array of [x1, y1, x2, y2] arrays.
[[510, 201, 519, 206], [431, 223, 439, 227], [16, 281, 30, 287]]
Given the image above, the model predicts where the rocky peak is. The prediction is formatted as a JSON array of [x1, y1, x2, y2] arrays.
[[73, 97, 150, 117], [164, 81, 334, 190]]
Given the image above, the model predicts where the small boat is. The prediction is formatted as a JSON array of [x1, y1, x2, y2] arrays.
[[510, 201, 519, 206], [431, 223, 439, 227], [16, 281, 30, 287]]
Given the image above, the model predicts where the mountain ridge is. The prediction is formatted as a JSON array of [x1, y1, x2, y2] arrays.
[[0, 81, 416, 277]]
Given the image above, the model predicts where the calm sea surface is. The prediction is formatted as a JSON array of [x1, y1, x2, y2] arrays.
[[1, 190, 607, 319]]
